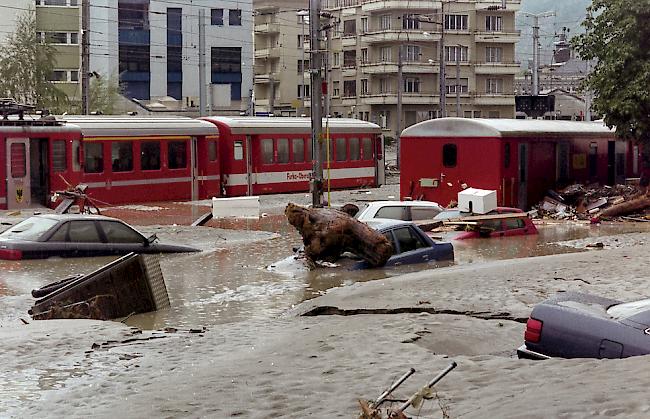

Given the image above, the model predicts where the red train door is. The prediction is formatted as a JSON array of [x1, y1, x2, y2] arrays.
[[196, 135, 221, 199], [6, 138, 30, 209]]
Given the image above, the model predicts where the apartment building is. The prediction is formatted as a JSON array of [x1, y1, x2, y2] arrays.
[[89, 0, 253, 113], [322, 0, 520, 136], [253, 0, 309, 116]]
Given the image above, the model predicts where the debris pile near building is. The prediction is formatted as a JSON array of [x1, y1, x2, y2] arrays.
[[537, 183, 650, 221]]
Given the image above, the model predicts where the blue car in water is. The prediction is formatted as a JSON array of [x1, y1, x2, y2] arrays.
[[353, 219, 454, 269]]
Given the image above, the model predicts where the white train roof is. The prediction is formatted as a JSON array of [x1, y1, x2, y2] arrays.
[[61, 116, 219, 137], [401, 118, 615, 139], [202, 116, 382, 135]]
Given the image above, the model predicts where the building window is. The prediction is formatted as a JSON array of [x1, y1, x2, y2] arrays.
[[229, 9, 242, 26], [445, 14, 468, 30], [39, 31, 79, 44], [111, 142, 133, 172], [379, 77, 390, 93], [446, 78, 468, 94], [405, 45, 420, 61], [52, 140, 67, 172], [343, 80, 356, 97], [445, 45, 468, 62], [118, 2, 149, 30], [297, 59, 309, 73], [402, 14, 420, 30], [486, 78, 503, 94], [211, 9, 224, 25], [361, 48, 369, 63], [380, 46, 392, 62], [404, 77, 420, 93], [380, 14, 392, 30], [84, 142, 103, 173], [361, 79, 369, 95], [442, 144, 457, 167], [464, 110, 473, 118], [168, 141, 187, 169], [141, 141, 161, 170], [361, 17, 368, 33], [333, 81, 340, 97], [486, 15, 503, 31], [333, 52, 340, 67], [486, 47, 502, 63], [343, 19, 356, 36], [473, 110, 481, 118], [211, 47, 242, 100], [37, 0, 78, 6], [298, 84, 310, 98], [343, 50, 356, 68]]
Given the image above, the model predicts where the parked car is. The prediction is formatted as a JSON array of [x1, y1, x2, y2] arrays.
[[433, 207, 537, 239], [0, 214, 199, 260], [352, 219, 454, 269], [355, 200, 444, 223], [518, 292, 650, 360]]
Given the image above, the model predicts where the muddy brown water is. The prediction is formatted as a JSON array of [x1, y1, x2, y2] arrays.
[[1, 218, 649, 330]]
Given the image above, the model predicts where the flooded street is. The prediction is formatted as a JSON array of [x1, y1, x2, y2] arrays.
[[3, 216, 650, 331]]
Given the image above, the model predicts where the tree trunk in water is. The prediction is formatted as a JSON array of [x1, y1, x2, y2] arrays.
[[285, 203, 393, 267]]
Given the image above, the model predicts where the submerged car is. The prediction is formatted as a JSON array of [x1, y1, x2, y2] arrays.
[[355, 200, 444, 223], [352, 219, 454, 269], [433, 207, 537, 239], [518, 292, 650, 360], [0, 214, 199, 260]]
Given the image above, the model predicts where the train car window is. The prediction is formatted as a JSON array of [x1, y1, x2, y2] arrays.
[[112, 142, 133, 172], [277, 138, 289, 163], [325, 137, 334, 161], [261, 139, 273, 164], [306, 138, 312, 161], [335, 138, 347, 161], [72, 140, 81, 171], [10, 143, 26, 177], [84, 142, 104, 173], [362, 137, 372, 160], [208, 141, 218, 162], [168, 141, 187, 169], [349, 137, 360, 160], [234, 141, 244, 160], [504, 142, 511, 168], [52, 140, 67, 172], [141, 141, 161, 170], [292, 138, 305, 162], [442, 144, 457, 167]]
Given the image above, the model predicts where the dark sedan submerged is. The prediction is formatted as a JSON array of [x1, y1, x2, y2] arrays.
[[0, 214, 199, 260], [518, 292, 650, 360], [352, 219, 454, 269]]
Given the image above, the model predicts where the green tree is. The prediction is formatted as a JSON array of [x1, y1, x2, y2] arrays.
[[70, 76, 124, 115], [574, 0, 650, 146], [0, 12, 67, 110]]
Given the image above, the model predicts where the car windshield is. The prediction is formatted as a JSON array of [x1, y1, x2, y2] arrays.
[[0, 217, 58, 241], [606, 299, 650, 321]]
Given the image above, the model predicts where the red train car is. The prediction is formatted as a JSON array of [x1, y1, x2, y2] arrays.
[[200, 117, 384, 196], [400, 118, 643, 210], [1, 116, 81, 210], [60, 116, 221, 205]]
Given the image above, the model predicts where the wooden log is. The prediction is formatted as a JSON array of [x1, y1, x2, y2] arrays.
[[285, 203, 393, 267], [599, 195, 650, 218]]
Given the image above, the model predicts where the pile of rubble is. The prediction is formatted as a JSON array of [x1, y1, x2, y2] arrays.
[[538, 183, 650, 221]]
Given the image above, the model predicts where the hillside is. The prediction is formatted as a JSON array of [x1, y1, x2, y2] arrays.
[[517, 0, 592, 66]]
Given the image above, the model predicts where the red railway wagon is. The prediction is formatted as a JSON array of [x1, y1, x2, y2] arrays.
[[400, 118, 642, 210], [1, 116, 81, 210], [58, 116, 221, 206], [200, 117, 384, 196]]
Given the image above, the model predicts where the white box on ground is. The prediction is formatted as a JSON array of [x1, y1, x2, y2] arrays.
[[457, 188, 497, 214], [212, 196, 260, 219]]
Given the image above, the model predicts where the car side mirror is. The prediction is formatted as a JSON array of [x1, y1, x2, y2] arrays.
[[146, 233, 157, 246]]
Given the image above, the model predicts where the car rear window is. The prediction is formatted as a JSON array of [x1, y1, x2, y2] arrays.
[[411, 206, 442, 221], [0, 217, 58, 241], [607, 299, 650, 320]]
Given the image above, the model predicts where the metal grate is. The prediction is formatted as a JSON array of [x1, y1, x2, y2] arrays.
[[141, 254, 170, 310]]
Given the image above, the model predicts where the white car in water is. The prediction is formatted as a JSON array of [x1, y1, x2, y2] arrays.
[[355, 200, 444, 223]]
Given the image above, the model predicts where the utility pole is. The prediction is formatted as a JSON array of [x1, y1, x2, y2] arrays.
[[396, 44, 403, 167], [522, 11, 554, 96], [455, 50, 461, 117], [198, 8, 207, 116], [439, 0, 446, 117], [81, 0, 90, 115], [309, 0, 323, 207]]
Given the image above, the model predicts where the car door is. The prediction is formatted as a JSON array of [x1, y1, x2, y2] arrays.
[[387, 226, 431, 266], [96, 221, 147, 254], [65, 220, 106, 257]]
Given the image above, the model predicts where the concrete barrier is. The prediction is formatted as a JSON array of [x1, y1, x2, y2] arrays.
[[212, 196, 260, 219]]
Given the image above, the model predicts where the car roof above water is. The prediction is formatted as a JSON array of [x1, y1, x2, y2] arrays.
[[364, 218, 415, 231], [30, 214, 122, 222]]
